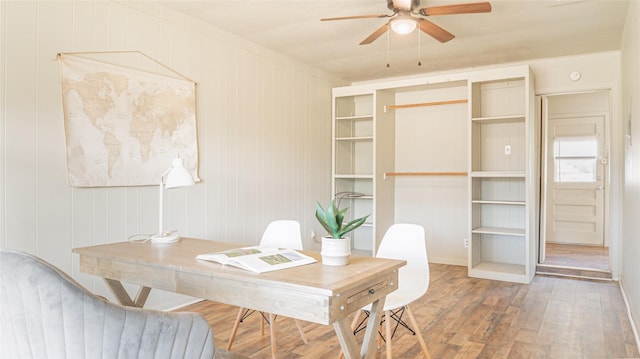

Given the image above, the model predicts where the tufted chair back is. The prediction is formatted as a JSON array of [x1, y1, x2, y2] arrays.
[[0, 249, 215, 359]]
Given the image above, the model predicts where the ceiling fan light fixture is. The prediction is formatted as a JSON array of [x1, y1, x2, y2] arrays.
[[390, 16, 417, 35]]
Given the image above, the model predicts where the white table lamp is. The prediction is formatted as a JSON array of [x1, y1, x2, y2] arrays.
[[151, 158, 195, 244]]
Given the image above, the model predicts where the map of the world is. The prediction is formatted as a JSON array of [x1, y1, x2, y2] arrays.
[[59, 54, 199, 187]]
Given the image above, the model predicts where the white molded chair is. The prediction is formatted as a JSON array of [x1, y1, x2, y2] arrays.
[[259, 220, 305, 249], [226, 220, 308, 358], [350, 223, 431, 359]]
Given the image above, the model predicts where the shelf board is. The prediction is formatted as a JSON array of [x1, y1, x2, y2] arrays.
[[469, 262, 529, 283], [386, 99, 467, 110], [337, 195, 373, 200], [335, 136, 373, 141], [471, 261, 525, 274], [334, 174, 374, 179], [336, 115, 373, 121], [471, 114, 525, 123], [384, 171, 467, 177], [472, 226, 525, 236], [472, 200, 525, 205], [471, 171, 525, 178]]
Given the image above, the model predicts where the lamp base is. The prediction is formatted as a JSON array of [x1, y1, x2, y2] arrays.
[[150, 233, 181, 244]]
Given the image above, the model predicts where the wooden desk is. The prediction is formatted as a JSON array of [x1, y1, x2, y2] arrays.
[[73, 238, 404, 359]]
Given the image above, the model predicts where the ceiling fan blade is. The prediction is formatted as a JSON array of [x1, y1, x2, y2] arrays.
[[359, 23, 389, 45], [418, 18, 455, 43], [321, 14, 391, 21], [419, 2, 492, 16]]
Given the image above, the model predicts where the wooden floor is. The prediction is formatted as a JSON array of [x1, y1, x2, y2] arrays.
[[543, 243, 609, 271], [178, 264, 639, 359]]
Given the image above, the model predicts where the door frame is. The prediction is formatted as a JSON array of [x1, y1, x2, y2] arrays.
[[538, 91, 612, 268]]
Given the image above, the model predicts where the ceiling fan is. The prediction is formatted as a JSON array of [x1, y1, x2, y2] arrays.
[[321, 0, 492, 45]]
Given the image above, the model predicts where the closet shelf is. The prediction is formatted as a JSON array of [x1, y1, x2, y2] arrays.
[[336, 115, 373, 120], [470, 262, 526, 276], [335, 136, 373, 141], [471, 171, 525, 178], [385, 99, 467, 111], [471, 226, 525, 236], [383, 171, 467, 180], [472, 200, 525, 205], [471, 114, 525, 123], [334, 174, 374, 179]]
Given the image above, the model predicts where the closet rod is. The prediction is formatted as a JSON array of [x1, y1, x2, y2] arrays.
[[383, 171, 468, 180], [385, 99, 467, 111]]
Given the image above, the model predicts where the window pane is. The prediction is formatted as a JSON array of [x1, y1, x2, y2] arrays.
[[555, 158, 596, 182], [554, 136, 597, 183], [554, 137, 597, 157]]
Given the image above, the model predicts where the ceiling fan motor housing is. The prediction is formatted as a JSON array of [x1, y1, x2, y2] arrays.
[[387, 0, 421, 11]]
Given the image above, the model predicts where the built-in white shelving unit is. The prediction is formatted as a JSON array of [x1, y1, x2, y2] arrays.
[[329, 66, 539, 278], [467, 65, 538, 284], [331, 88, 395, 256]]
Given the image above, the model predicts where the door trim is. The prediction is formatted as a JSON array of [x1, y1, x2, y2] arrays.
[[538, 91, 611, 270]]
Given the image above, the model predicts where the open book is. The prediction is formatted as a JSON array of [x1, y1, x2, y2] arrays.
[[196, 246, 317, 273]]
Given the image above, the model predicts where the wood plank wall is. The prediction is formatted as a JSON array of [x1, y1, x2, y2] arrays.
[[0, 1, 340, 309]]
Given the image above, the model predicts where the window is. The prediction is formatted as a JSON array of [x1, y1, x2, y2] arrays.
[[553, 136, 597, 182]]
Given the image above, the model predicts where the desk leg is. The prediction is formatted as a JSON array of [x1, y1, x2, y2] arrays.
[[333, 318, 360, 359], [104, 278, 151, 308], [334, 296, 386, 359], [269, 313, 278, 359]]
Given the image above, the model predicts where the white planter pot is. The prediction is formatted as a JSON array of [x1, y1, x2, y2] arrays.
[[321, 236, 351, 266]]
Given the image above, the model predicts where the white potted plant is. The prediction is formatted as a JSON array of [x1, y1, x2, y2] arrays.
[[315, 200, 369, 266]]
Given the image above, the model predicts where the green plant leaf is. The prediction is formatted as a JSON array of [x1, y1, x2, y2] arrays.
[[315, 202, 334, 235], [315, 199, 370, 239], [335, 205, 347, 229], [325, 201, 340, 237], [337, 215, 369, 238]]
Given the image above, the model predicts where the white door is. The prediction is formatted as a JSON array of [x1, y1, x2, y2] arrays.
[[543, 114, 606, 246]]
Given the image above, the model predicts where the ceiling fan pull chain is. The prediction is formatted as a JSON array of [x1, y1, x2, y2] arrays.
[[386, 25, 391, 68], [417, 27, 422, 66]]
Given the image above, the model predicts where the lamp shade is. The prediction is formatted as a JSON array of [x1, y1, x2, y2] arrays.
[[390, 16, 417, 35], [165, 158, 195, 189]]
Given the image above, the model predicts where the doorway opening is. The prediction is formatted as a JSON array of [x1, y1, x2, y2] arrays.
[[538, 91, 610, 276]]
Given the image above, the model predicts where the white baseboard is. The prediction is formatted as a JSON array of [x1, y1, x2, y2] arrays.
[[429, 256, 467, 267], [619, 281, 640, 353]]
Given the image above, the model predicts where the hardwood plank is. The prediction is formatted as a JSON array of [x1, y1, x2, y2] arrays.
[[543, 243, 609, 271], [178, 264, 640, 359]]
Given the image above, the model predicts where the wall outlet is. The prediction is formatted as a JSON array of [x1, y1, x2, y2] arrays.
[[464, 238, 469, 248]]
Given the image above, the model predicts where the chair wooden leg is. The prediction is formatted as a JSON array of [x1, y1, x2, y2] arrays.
[[405, 305, 431, 359], [378, 316, 384, 349], [350, 310, 363, 329], [384, 310, 392, 359], [226, 307, 245, 351], [269, 313, 277, 359], [294, 319, 308, 344], [261, 312, 266, 336]]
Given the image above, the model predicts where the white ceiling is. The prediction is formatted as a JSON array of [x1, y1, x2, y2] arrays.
[[154, 0, 630, 83]]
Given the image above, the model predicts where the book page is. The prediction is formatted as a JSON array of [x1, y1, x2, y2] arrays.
[[196, 247, 316, 273]]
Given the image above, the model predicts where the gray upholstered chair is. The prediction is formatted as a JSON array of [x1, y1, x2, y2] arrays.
[[0, 248, 219, 359]]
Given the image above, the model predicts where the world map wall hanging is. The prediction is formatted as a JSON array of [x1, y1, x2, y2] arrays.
[[58, 51, 199, 187]]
